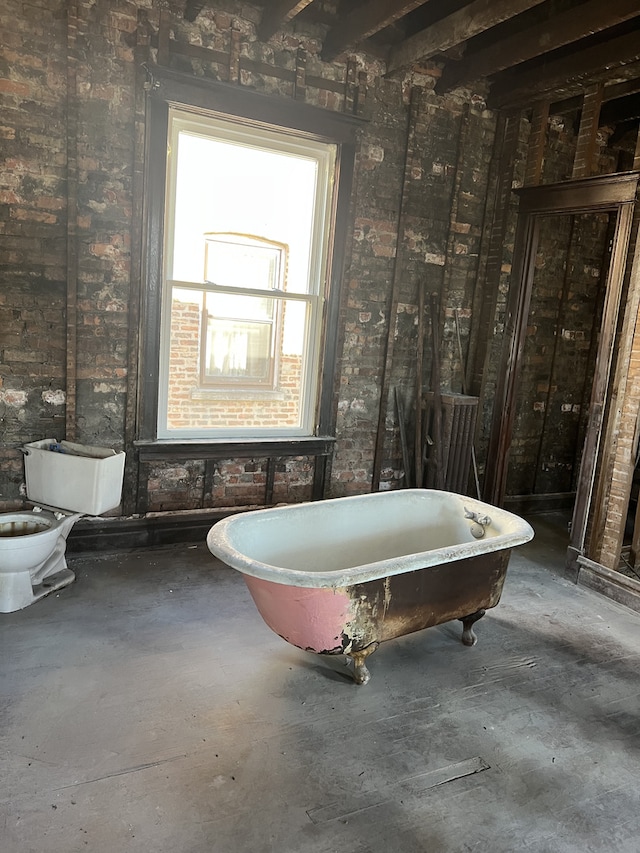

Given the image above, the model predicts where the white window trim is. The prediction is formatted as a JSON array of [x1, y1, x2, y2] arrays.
[[157, 109, 336, 440]]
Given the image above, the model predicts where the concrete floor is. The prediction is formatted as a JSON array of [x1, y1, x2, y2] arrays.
[[2, 514, 640, 853]]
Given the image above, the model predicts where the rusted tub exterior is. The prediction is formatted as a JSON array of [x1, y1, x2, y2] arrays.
[[207, 489, 534, 684]]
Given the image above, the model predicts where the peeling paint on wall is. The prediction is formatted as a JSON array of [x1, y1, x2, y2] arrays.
[[41, 389, 65, 406], [0, 389, 28, 407]]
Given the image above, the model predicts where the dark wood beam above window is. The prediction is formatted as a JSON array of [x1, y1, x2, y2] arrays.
[[258, 0, 315, 41], [385, 0, 547, 75], [437, 0, 640, 94], [321, 0, 428, 62]]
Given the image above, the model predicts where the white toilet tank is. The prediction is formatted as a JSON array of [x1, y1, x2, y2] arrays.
[[23, 439, 126, 515]]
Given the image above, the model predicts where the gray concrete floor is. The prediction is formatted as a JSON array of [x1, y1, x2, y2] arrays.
[[2, 514, 640, 853]]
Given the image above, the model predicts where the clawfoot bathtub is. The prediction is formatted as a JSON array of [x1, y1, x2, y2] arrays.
[[207, 489, 534, 684]]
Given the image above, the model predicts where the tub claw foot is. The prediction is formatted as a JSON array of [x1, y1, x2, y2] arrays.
[[459, 609, 486, 646], [349, 642, 379, 685]]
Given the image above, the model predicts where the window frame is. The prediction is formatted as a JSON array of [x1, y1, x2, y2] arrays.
[[160, 110, 335, 436], [138, 71, 362, 452]]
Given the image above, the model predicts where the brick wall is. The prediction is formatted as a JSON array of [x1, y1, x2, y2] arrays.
[[166, 297, 304, 430], [331, 79, 499, 495], [0, 0, 68, 508], [507, 212, 610, 497], [140, 455, 314, 512], [2, 0, 638, 539]]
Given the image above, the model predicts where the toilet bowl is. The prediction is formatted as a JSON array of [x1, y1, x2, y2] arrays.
[[0, 438, 126, 613], [0, 509, 83, 613]]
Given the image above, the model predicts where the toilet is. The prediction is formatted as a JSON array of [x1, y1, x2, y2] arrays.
[[0, 439, 125, 613], [0, 509, 83, 613]]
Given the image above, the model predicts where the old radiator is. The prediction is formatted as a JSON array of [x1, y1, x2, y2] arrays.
[[424, 392, 479, 494]]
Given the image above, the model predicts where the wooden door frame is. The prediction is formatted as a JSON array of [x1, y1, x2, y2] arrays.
[[483, 173, 639, 550]]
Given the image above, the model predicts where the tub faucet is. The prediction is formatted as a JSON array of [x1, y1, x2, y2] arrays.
[[464, 508, 492, 539]]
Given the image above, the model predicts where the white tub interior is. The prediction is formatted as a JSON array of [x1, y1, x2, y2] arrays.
[[208, 489, 534, 587]]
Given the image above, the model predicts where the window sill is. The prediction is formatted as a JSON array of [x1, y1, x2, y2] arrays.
[[191, 388, 286, 402], [134, 435, 336, 461]]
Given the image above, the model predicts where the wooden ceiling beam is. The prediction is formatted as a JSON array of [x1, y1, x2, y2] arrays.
[[386, 0, 547, 74], [550, 70, 640, 115], [597, 74, 640, 106], [600, 92, 640, 126], [258, 0, 315, 41], [489, 30, 640, 109], [321, 1, 429, 62], [438, 0, 640, 93], [184, 1, 208, 22]]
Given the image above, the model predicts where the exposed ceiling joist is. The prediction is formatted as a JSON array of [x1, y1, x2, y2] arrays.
[[600, 92, 640, 126], [386, 0, 547, 75], [437, 0, 640, 94], [184, 1, 208, 22], [321, 0, 428, 62], [259, 0, 315, 42], [603, 74, 640, 103], [489, 29, 640, 109], [179, 1, 640, 117], [550, 71, 640, 115]]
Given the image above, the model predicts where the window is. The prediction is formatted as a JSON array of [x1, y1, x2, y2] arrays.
[[199, 233, 288, 389], [157, 109, 337, 439], [139, 76, 361, 450]]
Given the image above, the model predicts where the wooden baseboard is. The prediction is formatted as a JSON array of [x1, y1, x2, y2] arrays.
[[503, 492, 575, 514], [67, 508, 245, 552], [576, 555, 640, 614]]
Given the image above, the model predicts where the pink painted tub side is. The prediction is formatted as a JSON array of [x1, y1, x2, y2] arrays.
[[243, 575, 354, 654]]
